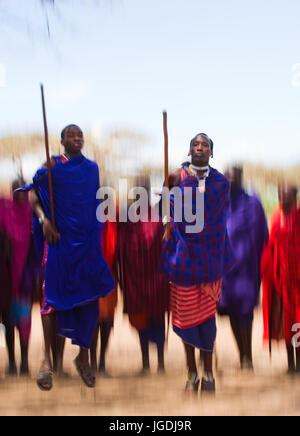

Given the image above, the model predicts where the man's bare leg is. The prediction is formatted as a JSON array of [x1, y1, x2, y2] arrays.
[[203, 351, 213, 375], [184, 342, 197, 373], [229, 315, 244, 366], [242, 323, 253, 369], [183, 342, 199, 392], [99, 321, 112, 373], [286, 344, 295, 373], [3, 318, 17, 375], [157, 343, 165, 372], [41, 313, 56, 370], [75, 347, 96, 388], [19, 321, 31, 375], [37, 313, 56, 390], [55, 334, 66, 376], [20, 342, 29, 375], [201, 351, 215, 393], [139, 333, 150, 373], [295, 347, 300, 373], [90, 323, 99, 373]]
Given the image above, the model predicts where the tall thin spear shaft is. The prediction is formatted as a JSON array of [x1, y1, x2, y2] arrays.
[[40, 83, 55, 229], [163, 110, 170, 239]]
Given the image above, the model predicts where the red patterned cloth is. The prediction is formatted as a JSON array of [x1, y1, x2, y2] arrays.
[[118, 206, 169, 323], [262, 206, 300, 344], [99, 220, 118, 322], [170, 280, 222, 329]]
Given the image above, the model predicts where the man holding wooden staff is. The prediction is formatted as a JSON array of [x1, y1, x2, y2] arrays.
[[160, 131, 233, 394], [29, 123, 114, 389]]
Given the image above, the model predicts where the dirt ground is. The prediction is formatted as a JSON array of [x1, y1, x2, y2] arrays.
[[0, 300, 299, 416]]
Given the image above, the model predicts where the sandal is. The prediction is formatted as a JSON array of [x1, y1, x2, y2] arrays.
[[37, 366, 53, 391], [185, 372, 199, 394], [200, 377, 215, 394], [74, 356, 96, 388]]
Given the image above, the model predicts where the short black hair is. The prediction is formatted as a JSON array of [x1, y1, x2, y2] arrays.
[[190, 133, 213, 153], [60, 124, 81, 141]]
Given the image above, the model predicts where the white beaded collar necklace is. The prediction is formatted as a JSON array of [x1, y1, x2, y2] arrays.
[[188, 164, 210, 193]]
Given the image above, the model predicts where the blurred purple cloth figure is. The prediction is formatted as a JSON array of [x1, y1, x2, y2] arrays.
[[219, 189, 268, 319], [218, 166, 268, 369]]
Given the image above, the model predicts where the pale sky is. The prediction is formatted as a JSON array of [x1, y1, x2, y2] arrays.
[[1, 0, 300, 179]]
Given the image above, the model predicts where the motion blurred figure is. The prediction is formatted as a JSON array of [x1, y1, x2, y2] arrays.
[[1, 179, 39, 376], [118, 176, 169, 374], [90, 218, 118, 375], [261, 184, 300, 373], [160, 133, 233, 393], [218, 166, 268, 370], [0, 231, 11, 340], [29, 124, 114, 389]]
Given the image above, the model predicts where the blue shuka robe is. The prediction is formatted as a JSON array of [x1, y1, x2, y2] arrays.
[[28, 154, 115, 348]]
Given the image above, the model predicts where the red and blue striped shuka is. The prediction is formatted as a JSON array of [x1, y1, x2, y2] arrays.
[[40, 241, 55, 315], [161, 164, 233, 352], [170, 280, 222, 330]]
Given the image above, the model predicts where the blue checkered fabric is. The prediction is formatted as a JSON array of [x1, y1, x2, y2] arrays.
[[160, 165, 233, 286]]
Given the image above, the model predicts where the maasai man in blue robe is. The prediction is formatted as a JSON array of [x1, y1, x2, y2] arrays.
[[218, 166, 268, 370], [29, 124, 114, 389], [160, 133, 233, 394]]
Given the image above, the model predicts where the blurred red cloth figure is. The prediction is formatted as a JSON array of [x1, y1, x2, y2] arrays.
[[99, 219, 118, 321], [261, 185, 300, 373], [90, 219, 118, 374], [118, 202, 169, 374]]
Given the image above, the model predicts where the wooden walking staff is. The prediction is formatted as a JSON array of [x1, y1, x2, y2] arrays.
[[163, 110, 170, 239], [163, 110, 171, 345], [40, 83, 56, 229]]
